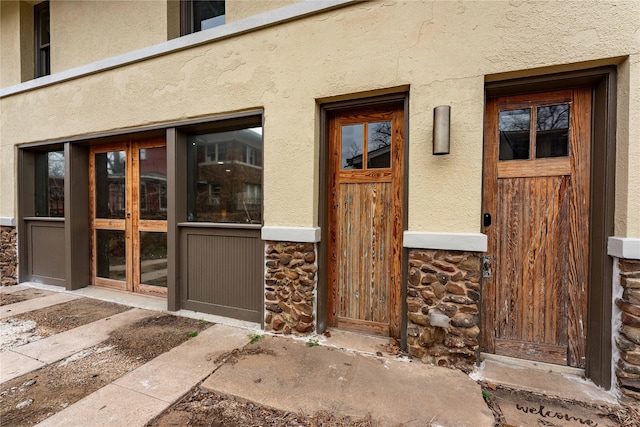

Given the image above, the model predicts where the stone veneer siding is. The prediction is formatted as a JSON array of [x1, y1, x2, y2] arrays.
[[616, 258, 640, 401], [264, 241, 317, 335], [407, 249, 482, 372], [1, 226, 18, 286]]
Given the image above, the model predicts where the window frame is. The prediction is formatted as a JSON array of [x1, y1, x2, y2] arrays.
[[34, 1, 50, 78], [180, 0, 226, 36]]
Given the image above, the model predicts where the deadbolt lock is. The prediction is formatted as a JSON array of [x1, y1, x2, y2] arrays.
[[481, 255, 492, 278]]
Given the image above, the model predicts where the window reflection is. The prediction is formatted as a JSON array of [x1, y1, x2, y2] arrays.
[[342, 124, 364, 170], [536, 104, 570, 158], [139, 147, 167, 220], [95, 151, 126, 219], [187, 127, 262, 223], [499, 109, 531, 160], [35, 150, 64, 217], [367, 121, 392, 168]]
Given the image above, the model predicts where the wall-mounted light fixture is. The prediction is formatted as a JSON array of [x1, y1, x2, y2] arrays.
[[433, 105, 451, 155]]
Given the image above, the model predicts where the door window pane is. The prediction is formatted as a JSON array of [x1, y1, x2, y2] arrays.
[[367, 121, 392, 169], [187, 126, 262, 223], [342, 124, 364, 170], [140, 232, 167, 287], [35, 150, 64, 217], [499, 109, 530, 160], [139, 146, 167, 220], [96, 230, 126, 281], [536, 104, 570, 158], [95, 151, 126, 219]]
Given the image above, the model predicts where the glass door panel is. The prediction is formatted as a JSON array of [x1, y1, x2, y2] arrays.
[[91, 139, 166, 294]]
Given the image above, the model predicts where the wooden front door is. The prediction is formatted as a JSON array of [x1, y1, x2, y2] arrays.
[[328, 103, 404, 338], [482, 88, 592, 367], [90, 138, 168, 296]]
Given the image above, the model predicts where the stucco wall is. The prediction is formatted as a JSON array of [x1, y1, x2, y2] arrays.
[[0, 1, 30, 88], [0, 1, 639, 237], [51, 0, 170, 73], [226, 0, 299, 23]]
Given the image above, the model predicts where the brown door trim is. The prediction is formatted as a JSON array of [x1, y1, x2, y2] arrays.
[[319, 92, 409, 340], [483, 67, 616, 388]]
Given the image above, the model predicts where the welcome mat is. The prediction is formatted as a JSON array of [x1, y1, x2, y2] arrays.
[[485, 387, 620, 427]]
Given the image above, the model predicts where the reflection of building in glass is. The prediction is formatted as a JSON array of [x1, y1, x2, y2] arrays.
[[189, 128, 263, 223]]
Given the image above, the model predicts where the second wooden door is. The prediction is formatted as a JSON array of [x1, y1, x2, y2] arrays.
[[482, 88, 592, 367], [328, 103, 404, 338]]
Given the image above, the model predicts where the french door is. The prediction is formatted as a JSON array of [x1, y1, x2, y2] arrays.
[[90, 138, 168, 296]]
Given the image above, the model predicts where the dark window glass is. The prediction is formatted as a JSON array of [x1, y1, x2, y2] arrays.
[[34, 1, 50, 78], [95, 151, 126, 219], [181, 0, 225, 35], [187, 125, 262, 223], [34, 150, 64, 217], [499, 108, 531, 160], [96, 230, 126, 281], [536, 104, 570, 158], [139, 232, 167, 287]]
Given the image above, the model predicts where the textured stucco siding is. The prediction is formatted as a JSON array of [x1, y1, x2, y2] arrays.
[[0, 0, 638, 236]]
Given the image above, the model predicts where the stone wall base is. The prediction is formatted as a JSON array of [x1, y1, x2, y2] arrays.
[[264, 241, 317, 335], [406, 249, 481, 372], [616, 258, 640, 401], [1, 226, 18, 286]]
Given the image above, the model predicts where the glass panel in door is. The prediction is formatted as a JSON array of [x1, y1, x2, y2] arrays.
[[134, 143, 168, 294]]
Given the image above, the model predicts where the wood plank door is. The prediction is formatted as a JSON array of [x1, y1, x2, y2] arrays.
[[328, 103, 404, 338], [90, 138, 168, 296], [482, 88, 592, 367]]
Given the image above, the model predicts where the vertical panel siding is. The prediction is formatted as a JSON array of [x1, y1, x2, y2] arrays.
[[28, 221, 66, 284], [181, 227, 262, 320], [496, 176, 568, 347], [337, 182, 390, 324]]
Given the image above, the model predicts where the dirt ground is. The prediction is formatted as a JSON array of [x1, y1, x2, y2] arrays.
[[148, 387, 380, 427], [0, 289, 54, 307], [0, 300, 211, 427]]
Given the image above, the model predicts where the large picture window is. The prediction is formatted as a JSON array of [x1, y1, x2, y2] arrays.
[[34, 150, 64, 217], [187, 124, 262, 223]]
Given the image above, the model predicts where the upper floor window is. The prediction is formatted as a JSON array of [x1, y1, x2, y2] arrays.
[[181, 0, 225, 36], [34, 1, 50, 78]]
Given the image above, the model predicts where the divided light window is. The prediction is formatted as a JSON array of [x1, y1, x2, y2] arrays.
[[186, 121, 262, 224], [34, 150, 64, 217], [34, 1, 50, 78], [181, 0, 225, 36]]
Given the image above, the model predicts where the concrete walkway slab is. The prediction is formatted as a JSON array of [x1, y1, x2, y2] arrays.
[[34, 383, 168, 427], [114, 323, 249, 403], [0, 350, 46, 383], [0, 292, 80, 319], [203, 336, 494, 427], [13, 308, 152, 365], [0, 284, 29, 294], [472, 357, 617, 405]]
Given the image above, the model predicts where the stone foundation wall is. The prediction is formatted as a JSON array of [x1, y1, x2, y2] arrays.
[[1, 226, 18, 286], [264, 241, 317, 335], [616, 258, 640, 401], [406, 249, 481, 372]]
